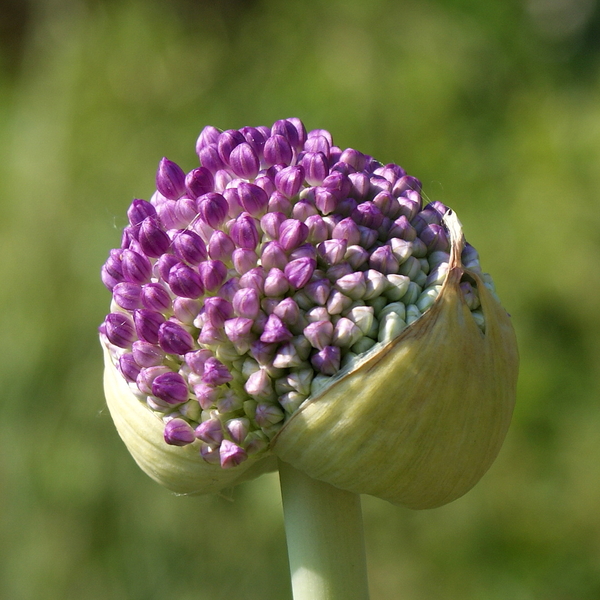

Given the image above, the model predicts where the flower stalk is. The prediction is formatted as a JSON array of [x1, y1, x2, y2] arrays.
[[279, 460, 370, 600]]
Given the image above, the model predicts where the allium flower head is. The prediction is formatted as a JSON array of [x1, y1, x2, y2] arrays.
[[101, 118, 518, 508]]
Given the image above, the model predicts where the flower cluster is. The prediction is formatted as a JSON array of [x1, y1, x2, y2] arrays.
[[100, 118, 496, 470]]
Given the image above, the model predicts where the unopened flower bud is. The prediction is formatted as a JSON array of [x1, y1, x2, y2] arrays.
[[102, 118, 517, 508]]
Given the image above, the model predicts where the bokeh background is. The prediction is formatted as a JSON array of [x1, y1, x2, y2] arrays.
[[1, 0, 600, 598]]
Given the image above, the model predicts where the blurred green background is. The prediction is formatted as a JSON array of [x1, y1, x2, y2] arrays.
[[1, 0, 600, 598]]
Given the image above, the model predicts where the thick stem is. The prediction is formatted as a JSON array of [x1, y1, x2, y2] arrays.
[[279, 460, 370, 600]]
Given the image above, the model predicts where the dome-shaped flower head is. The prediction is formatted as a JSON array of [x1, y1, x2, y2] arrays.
[[100, 118, 518, 509]]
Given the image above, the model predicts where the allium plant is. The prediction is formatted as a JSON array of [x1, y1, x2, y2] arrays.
[[100, 118, 518, 600]]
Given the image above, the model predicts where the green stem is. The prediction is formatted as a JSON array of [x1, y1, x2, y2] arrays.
[[278, 460, 370, 600]]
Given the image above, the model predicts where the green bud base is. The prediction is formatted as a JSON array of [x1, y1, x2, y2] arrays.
[[279, 460, 370, 600]]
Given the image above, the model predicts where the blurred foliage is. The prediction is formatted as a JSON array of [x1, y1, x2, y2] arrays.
[[1, 0, 600, 598]]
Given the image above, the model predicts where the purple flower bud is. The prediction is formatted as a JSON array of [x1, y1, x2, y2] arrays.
[[352, 202, 384, 229], [264, 134, 293, 166], [195, 418, 224, 444], [375, 163, 406, 182], [305, 278, 331, 306], [172, 230, 207, 265], [196, 192, 228, 229], [304, 320, 334, 350], [249, 340, 277, 366], [158, 320, 194, 355], [185, 167, 214, 199], [306, 306, 330, 323], [136, 365, 170, 395], [152, 252, 176, 280], [192, 382, 220, 409], [198, 259, 227, 292], [207, 230, 235, 262], [393, 175, 422, 196], [138, 284, 169, 314], [335, 272, 366, 300], [388, 215, 417, 241], [200, 443, 221, 465], [370, 244, 400, 275], [394, 190, 421, 218], [184, 349, 212, 375], [118, 353, 141, 382], [311, 345, 341, 375], [232, 248, 258, 274], [287, 118, 308, 148], [133, 309, 165, 345], [332, 317, 362, 347], [345, 244, 369, 269], [334, 197, 358, 219], [177, 199, 199, 230], [268, 191, 292, 215], [220, 439, 248, 468], [300, 216, 326, 246], [258, 241, 286, 271], [273, 297, 300, 325], [260, 314, 293, 343], [254, 173, 276, 197], [326, 289, 352, 315], [292, 200, 318, 221], [371, 191, 396, 218], [198, 144, 226, 173], [314, 187, 338, 215], [230, 213, 260, 250], [412, 207, 442, 234], [202, 357, 233, 385], [128, 199, 157, 226], [387, 238, 413, 265], [156, 200, 183, 230], [260, 211, 287, 240], [226, 417, 250, 445], [121, 249, 152, 284], [301, 152, 329, 187], [245, 368, 274, 399], [229, 142, 260, 179], [339, 148, 367, 170], [307, 128, 333, 145], [214, 170, 235, 194], [272, 118, 301, 150], [420, 223, 450, 253], [284, 257, 316, 290], [304, 135, 330, 155], [255, 402, 285, 427], [152, 371, 189, 405], [322, 171, 351, 200], [326, 262, 353, 282], [102, 250, 125, 290], [156, 157, 186, 200], [132, 340, 166, 367], [348, 172, 370, 201], [196, 125, 221, 153], [112, 282, 142, 310], [239, 266, 266, 294], [264, 268, 289, 297], [241, 126, 268, 155], [224, 316, 254, 347], [317, 239, 347, 266], [164, 418, 195, 446], [279, 219, 309, 252], [203, 297, 234, 328], [168, 262, 204, 299], [217, 129, 246, 165], [331, 218, 361, 246], [237, 182, 268, 217], [232, 287, 260, 319], [275, 165, 304, 198], [370, 175, 392, 195], [137, 217, 170, 258]]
